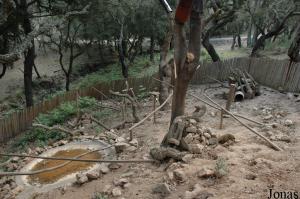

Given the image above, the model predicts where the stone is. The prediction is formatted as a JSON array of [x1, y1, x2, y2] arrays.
[[189, 119, 197, 125], [114, 178, 129, 188], [76, 173, 88, 185], [103, 185, 112, 194], [126, 146, 137, 152], [284, 119, 294, 127], [182, 154, 194, 163], [190, 144, 204, 154], [210, 111, 216, 117], [184, 134, 195, 144], [204, 133, 211, 139], [152, 183, 171, 196], [99, 164, 110, 174], [108, 163, 122, 170], [129, 139, 139, 147], [271, 123, 279, 128], [35, 147, 44, 154], [186, 126, 197, 133], [11, 186, 24, 196], [263, 115, 273, 120], [112, 187, 122, 197], [115, 137, 126, 143], [287, 93, 295, 100], [86, 171, 100, 180], [197, 168, 215, 178], [115, 142, 130, 153], [278, 135, 291, 143], [208, 138, 218, 145], [121, 172, 135, 178], [245, 174, 257, 180], [173, 169, 187, 182], [10, 157, 20, 163]]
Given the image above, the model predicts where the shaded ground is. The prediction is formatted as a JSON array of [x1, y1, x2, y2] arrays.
[[9, 84, 299, 199]]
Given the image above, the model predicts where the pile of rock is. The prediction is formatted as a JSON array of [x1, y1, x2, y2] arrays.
[[0, 177, 23, 199], [114, 137, 139, 154], [75, 163, 119, 185]]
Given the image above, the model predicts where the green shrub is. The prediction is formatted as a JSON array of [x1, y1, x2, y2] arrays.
[[37, 102, 76, 126], [12, 128, 66, 150], [36, 97, 98, 126], [215, 157, 228, 178]]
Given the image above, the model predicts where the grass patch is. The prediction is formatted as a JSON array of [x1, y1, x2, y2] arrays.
[[12, 128, 66, 150], [74, 55, 159, 89], [37, 96, 98, 126]]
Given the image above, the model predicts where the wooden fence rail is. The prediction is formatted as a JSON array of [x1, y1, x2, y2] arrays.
[[1, 57, 299, 143], [0, 76, 158, 143]]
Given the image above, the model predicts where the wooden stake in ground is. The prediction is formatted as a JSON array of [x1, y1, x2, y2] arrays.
[[204, 94, 283, 151], [220, 84, 236, 129], [150, 92, 160, 124]]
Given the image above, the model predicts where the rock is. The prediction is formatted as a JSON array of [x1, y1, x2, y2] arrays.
[[115, 142, 130, 153], [76, 173, 88, 185], [115, 137, 126, 143], [203, 133, 211, 139], [112, 187, 122, 197], [108, 163, 122, 170], [99, 164, 110, 174], [197, 168, 215, 178], [173, 169, 187, 182], [86, 171, 100, 180], [114, 178, 129, 188], [184, 134, 195, 144], [186, 126, 197, 133], [210, 111, 216, 117], [245, 174, 257, 180], [103, 185, 112, 194], [126, 146, 137, 152], [10, 157, 20, 163], [263, 115, 273, 120], [152, 183, 171, 196], [284, 119, 294, 127], [35, 147, 44, 154], [189, 119, 197, 125], [208, 138, 218, 145], [182, 154, 194, 163], [190, 144, 204, 154], [278, 135, 291, 143], [129, 139, 139, 147], [271, 123, 279, 128], [121, 172, 135, 178], [11, 186, 24, 196], [287, 93, 295, 100]]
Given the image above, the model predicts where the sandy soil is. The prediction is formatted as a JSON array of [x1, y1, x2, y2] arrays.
[[25, 84, 300, 199]]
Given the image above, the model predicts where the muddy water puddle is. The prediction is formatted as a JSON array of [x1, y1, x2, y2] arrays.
[[28, 149, 101, 184]]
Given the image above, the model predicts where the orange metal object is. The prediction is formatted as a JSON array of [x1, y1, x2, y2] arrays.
[[175, 0, 193, 23]]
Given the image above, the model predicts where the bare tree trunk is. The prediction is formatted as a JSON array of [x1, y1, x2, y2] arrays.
[[202, 35, 220, 62], [21, 0, 34, 107], [33, 63, 41, 79], [162, 0, 203, 147], [247, 23, 253, 47], [150, 36, 155, 62], [231, 35, 237, 50], [288, 24, 300, 62], [237, 35, 242, 48]]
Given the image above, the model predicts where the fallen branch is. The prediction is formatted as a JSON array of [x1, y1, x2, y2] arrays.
[[110, 90, 140, 122], [203, 94, 283, 151], [152, 77, 264, 126], [129, 92, 173, 131], [92, 87, 120, 107], [90, 116, 111, 131], [206, 76, 229, 88], [32, 123, 82, 136]]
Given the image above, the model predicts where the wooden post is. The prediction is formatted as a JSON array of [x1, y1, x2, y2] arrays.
[[220, 84, 236, 129], [150, 92, 159, 124]]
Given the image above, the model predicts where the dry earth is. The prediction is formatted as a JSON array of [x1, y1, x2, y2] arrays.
[[8, 84, 297, 199]]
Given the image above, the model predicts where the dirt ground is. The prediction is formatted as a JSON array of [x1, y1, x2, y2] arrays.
[[18, 84, 299, 199]]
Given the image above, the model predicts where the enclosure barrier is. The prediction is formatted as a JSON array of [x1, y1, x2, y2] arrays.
[[0, 76, 158, 143], [1, 57, 299, 143]]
